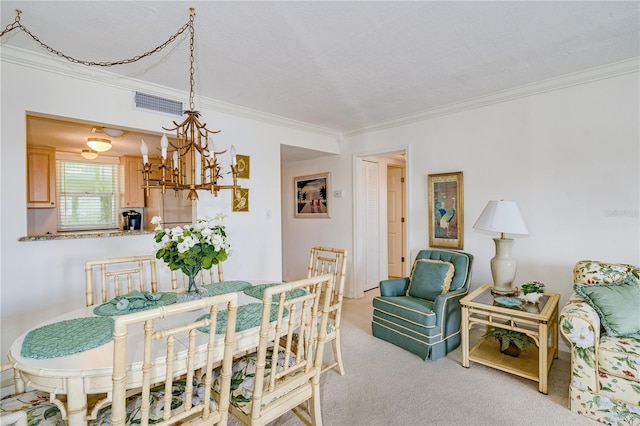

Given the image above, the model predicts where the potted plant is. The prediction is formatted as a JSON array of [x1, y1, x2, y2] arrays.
[[519, 281, 545, 303], [482, 327, 535, 357]]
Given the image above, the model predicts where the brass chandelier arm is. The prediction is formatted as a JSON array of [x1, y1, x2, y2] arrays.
[[0, 9, 192, 68]]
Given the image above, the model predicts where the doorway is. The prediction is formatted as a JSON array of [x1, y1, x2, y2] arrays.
[[353, 150, 407, 294], [387, 164, 406, 278]]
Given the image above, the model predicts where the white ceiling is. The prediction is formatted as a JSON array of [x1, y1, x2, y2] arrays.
[[3, 1, 639, 158]]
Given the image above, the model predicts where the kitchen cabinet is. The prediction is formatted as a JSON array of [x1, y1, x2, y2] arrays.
[[27, 146, 56, 208], [121, 156, 145, 208]]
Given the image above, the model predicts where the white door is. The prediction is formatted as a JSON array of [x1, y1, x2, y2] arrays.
[[387, 165, 405, 278], [363, 160, 380, 291]]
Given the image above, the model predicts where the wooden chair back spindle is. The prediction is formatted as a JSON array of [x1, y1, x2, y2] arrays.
[[307, 246, 348, 375], [110, 293, 237, 425], [85, 255, 158, 307], [223, 274, 334, 425]]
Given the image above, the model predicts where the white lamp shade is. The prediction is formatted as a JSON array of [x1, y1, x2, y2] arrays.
[[87, 138, 112, 152], [473, 200, 528, 236]]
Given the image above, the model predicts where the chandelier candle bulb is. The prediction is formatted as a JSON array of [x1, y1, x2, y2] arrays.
[[160, 134, 168, 159], [173, 150, 178, 169], [208, 135, 215, 156], [140, 139, 149, 164], [230, 145, 237, 166]]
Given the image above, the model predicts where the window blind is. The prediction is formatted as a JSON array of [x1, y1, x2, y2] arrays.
[[56, 160, 120, 231]]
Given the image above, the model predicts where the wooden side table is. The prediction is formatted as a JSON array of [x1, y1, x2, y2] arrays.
[[460, 283, 559, 394]]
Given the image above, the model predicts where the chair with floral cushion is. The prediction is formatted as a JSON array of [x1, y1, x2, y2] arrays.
[[88, 292, 238, 425], [0, 363, 64, 425], [85, 255, 159, 307], [559, 260, 640, 425], [213, 274, 334, 426], [372, 249, 474, 361], [307, 246, 347, 375]]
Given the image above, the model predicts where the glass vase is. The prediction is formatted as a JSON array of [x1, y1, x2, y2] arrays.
[[180, 266, 208, 301]]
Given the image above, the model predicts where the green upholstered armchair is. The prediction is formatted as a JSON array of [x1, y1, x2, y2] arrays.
[[372, 249, 473, 361]]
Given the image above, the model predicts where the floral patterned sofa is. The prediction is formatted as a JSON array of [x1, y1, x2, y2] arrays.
[[559, 260, 640, 425]]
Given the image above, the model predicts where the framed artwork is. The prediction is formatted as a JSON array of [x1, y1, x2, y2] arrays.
[[427, 171, 464, 249], [236, 155, 250, 179], [232, 188, 249, 212], [294, 172, 330, 218]]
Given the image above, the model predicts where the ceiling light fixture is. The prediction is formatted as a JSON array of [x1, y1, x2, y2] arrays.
[[102, 127, 125, 138], [140, 8, 240, 201], [87, 137, 112, 152], [81, 149, 99, 160], [92, 126, 125, 138]]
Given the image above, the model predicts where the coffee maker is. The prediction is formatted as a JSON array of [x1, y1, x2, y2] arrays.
[[122, 210, 142, 230]]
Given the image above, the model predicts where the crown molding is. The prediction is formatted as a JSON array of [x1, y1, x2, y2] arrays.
[[3, 45, 637, 141], [1, 45, 340, 139], [344, 57, 640, 138]]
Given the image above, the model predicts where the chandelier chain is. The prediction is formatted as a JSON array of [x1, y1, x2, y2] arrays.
[[0, 9, 192, 68], [188, 10, 196, 111]]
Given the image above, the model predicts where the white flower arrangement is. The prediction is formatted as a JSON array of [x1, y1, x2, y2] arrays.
[[152, 214, 231, 277]]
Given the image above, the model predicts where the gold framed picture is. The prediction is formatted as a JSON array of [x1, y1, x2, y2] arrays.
[[232, 188, 249, 212], [294, 172, 330, 218], [236, 155, 250, 179], [427, 171, 463, 249]]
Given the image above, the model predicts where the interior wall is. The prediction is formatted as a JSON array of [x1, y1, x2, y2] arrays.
[[0, 50, 337, 363], [282, 69, 639, 312], [280, 153, 353, 286]]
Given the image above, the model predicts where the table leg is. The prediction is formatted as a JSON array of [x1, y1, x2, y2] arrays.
[[65, 378, 88, 426], [461, 305, 470, 368], [551, 305, 559, 359], [538, 322, 549, 394]]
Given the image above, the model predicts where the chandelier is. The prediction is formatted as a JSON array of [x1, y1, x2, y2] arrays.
[[140, 9, 240, 201], [1, 8, 240, 201]]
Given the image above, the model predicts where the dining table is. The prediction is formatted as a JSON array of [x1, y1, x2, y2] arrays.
[[6, 280, 289, 426]]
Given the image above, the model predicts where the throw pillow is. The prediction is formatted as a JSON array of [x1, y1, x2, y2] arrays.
[[407, 258, 454, 300], [574, 276, 640, 337]]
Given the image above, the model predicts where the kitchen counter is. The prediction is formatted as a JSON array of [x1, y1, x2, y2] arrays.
[[19, 230, 154, 242]]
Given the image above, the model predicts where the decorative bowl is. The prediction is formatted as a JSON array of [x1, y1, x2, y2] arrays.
[[519, 292, 543, 304]]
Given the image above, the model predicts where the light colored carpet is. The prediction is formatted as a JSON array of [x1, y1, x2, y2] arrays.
[[230, 289, 593, 426]]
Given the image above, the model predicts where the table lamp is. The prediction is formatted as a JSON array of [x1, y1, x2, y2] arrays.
[[473, 200, 529, 295]]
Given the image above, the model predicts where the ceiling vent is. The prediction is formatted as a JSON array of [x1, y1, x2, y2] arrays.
[[134, 92, 183, 116]]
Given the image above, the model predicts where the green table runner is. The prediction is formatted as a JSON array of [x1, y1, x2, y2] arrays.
[[93, 291, 178, 316], [21, 317, 115, 359], [243, 283, 307, 301], [202, 281, 252, 296], [197, 303, 286, 334]]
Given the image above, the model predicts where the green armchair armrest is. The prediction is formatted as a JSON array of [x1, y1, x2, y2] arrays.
[[379, 277, 409, 297]]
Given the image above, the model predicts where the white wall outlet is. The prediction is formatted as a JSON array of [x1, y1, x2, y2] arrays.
[[333, 190, 344, 198]]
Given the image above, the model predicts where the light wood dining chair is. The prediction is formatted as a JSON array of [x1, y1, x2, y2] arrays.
[[307, 246, 347, 375], [170, 263, 224, 290], [0, 363, 64, 425], [93, 293, 238, 425], [85, 255, 158, 307], [215, 274, 334, 426]]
